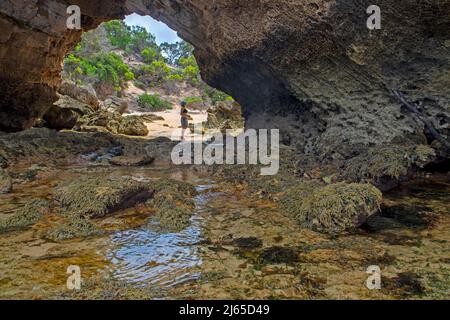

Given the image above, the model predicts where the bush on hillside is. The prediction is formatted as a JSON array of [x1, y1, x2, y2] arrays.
[[64, 52, 134, 92], [137, 94, 172, 111]]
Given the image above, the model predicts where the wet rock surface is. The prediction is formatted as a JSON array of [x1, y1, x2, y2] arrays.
[[280, 182, 382, 234], [54, 175, 154, 218], [0, 158, 448, 299], [0, 199, 50, 233]]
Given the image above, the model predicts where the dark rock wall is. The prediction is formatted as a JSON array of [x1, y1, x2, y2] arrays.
[[0, 0, 449, 158]]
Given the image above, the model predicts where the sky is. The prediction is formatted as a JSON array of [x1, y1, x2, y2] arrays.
[[124, 14, 181, 45]]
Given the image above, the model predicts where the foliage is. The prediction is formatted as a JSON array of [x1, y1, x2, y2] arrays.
[[204, 86, 234, 105], [103, 20, 159, 54], [63, 20, 236, 103], [141, 47, 160, 63], [185, 96, 203, 106], [64, 52, 134, 91], [160, 41, 193, 65], [139, 60, 172, 84], [137, 94, 172, 111]]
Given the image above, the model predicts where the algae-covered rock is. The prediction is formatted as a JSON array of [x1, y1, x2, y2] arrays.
[[281, 182, 382, 234], [0, 168, 12, 194], [118, 115, 149, 136], [54, 175, 154, 218], [204, 102, 244, 132], [46, 216, 103, 241], [74, 110, 122, 133], [146, 178, 197, 233], [74, 110, 149, 137], [109, 155, 154, 167], [0, 199, 50, 233], [344, 144, 436, 183]]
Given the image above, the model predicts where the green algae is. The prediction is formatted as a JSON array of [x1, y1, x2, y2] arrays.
[[280, 182, 382, 234], [0, 199, 50, 233], [46, 216, 103, 241], [146, 178, 198, 233], [345, 143, 436, 182], [54, 175, 154, 218]]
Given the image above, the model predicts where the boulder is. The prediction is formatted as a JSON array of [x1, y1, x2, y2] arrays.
[[44, 95, 95, 130], [74, 110, 149, 136], [103, 96, 129, 115], [281, 182, 382, 234], [0, 0, 448, 163], [58, 81, 99, 109], [54, 175, 155, 218], [118, 115, 149, 136]]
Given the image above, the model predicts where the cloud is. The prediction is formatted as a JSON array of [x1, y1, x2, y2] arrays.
[[124, 14, 181, 45]]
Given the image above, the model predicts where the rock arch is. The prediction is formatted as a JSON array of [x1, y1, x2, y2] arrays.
[[0, 0, 449, 158]]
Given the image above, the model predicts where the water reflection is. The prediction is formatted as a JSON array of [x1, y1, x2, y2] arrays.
[[106, 182, 215, 288]]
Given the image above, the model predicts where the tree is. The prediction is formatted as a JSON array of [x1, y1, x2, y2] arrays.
[[103, 20, 160, 55], [160, 41, 193, 65]]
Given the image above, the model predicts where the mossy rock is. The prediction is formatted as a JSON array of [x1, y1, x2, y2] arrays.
[[46, 216, 103, 241], [344, 143, 436, 182], [0, 199, 50, 233], [54, 175, 154, 218], [146, 178, 197, 233], [118, 116, 149, 136], [0, 168, 12, 194], [281, 182, 382, 234], [74, 110, 149, 137]]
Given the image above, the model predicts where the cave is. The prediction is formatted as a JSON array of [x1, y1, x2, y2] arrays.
[[1, 0, 449, 159], [0, 0, 450, 301]]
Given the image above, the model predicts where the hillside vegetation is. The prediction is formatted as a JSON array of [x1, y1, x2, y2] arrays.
[[62, 20, 234, 112]]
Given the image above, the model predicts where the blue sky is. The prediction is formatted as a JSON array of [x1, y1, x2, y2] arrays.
[[124, 14, 181, 45]]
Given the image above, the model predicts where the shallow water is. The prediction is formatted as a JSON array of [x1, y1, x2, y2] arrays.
[[106, 183, 215, 288], [0, 164, 448, 299]]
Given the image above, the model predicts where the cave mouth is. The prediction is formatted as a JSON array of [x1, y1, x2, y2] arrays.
[[44, 15, 243, 137]]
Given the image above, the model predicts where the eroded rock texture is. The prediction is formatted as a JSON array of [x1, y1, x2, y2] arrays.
[[0, 0, 449, 158]]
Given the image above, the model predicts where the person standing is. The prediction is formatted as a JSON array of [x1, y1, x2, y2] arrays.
[[180, 101, 192, 141]]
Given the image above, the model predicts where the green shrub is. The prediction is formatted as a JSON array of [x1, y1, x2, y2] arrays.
[[205, 86, 234, 105], [137, 94, 172, 111], [141, 47, 160, 63], [184, 96, 203, 107], [139, 60, 171, 84], [64, 52, 134, 92]]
